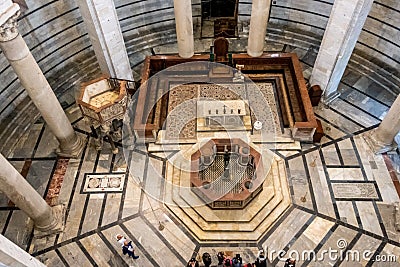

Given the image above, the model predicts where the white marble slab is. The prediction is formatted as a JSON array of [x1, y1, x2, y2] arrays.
[[356, 201, 383, 236], [332, 183, 379, 200]]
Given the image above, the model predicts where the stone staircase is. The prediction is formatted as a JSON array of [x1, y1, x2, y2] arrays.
[[163, 151, 292, 242]]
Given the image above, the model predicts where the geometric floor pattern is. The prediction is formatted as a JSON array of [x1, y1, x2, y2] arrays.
[[1, 46, 400, 266]]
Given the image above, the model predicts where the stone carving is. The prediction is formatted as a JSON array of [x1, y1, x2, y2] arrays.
[[332, 182, 379, 199], [0, 10, 20, 42]]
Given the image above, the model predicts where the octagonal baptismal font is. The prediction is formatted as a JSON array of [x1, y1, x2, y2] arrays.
[[164, 137, 292, 242], [190, 138, 263, 209]]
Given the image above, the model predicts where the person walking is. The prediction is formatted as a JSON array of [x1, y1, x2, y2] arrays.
[[116, 234, 126, 246], [122, 240, 139, 259]]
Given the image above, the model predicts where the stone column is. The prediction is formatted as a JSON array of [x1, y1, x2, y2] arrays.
[[364, 94, 400, 154], [0, 1, 84, 158], [247, 0, 271, 57], [0, 234, 46, 267], [0, 153, 57, 231], [76, 0, 133, 80], [173, 0, 194, 58], [309, 0, 374, 103]]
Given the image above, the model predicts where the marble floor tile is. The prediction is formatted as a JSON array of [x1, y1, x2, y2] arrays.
[[356, 201, 383, 236], [261, 208, 313, 255], [80, 234, 116, 266], [124, 217, 183, 267], [306, 151, 336, 217], [40, 250, 66, 267], [57, 242, 93, 266], [314, 107, 363, 134], [322, 144, 341, 165], [2, 48, 400, 267], [34, 126, 58, 158], [340, 234, 381, 267], [307, 225, 358, 266], [8, 123, 43, 158], [336, 201, 360, 228], [329, 99, 380, 127], [327, 168, 364, 181]]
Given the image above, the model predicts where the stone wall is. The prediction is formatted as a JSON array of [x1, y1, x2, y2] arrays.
[[0, 0, 399, 154]]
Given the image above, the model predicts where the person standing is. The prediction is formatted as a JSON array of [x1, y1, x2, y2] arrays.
[[202, 252, 212, 267], [186, 258, 200, 267], [254, 249, 267, 267]]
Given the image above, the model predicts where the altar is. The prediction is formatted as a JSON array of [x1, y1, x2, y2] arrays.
[[196, 100, 252, 132], [133, 52, 317, 144]]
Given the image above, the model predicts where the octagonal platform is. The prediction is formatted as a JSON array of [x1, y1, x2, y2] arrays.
[[163, 139, 292, 242]]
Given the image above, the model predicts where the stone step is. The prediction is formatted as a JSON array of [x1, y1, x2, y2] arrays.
[[163, 158, 292, 241], [172, 159, 286, 229], [176, 162, 277, 222]]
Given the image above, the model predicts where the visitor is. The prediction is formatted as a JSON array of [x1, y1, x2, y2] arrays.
[[122, 240, 139, 259], [254, 249, 267, 267], [224, 257, 233, 266], [232, 254, 243, 267], [217, 251, 225, 266], [186, 258, 199, 267], [202, 252, 212, 267], [284, 258, 296, 267], [116, 234, 126, 246]]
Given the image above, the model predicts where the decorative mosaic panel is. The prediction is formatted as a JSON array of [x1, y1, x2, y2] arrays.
[[165, 85, 199, 140], [332, 182, 380, 200], [82, 173, 125, 193], [164, 82, 281, 140], [199, 84, 246, 100], [246, 83, 281, 133]]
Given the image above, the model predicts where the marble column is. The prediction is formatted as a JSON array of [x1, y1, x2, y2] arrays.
[[310, 0, 374, 103], [0, 1, 84, 158], [173, 0, 194, 58], [0, 234, 46, 267], [76, 0, 133, 80], [247, 0, 271, 57], [364, 94, 400, 154], [0, 153, 57, 231]]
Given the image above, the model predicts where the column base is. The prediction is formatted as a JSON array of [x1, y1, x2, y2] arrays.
[[363, 130, 399, 154], [321, 91, 341, 105], [247, 50, 263, 58], [34, 204, 66, 237], [57, 134, 85, 158]]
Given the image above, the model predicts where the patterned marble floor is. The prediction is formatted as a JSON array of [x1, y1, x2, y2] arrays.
[[1, 46, 400, 267]]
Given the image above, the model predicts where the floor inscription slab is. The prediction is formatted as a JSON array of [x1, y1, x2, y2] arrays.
[[332, 182, 380, 200]]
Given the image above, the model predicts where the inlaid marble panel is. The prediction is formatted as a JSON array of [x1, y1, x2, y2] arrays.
[[165, 84, 199, 140], [199, 84, 246, 100], [247, 82, 281, 133], [82, 173, 125, 193], [332, 182, 379, 200]]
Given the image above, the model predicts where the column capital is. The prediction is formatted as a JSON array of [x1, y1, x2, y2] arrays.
[[0, 2, 20, 42]]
